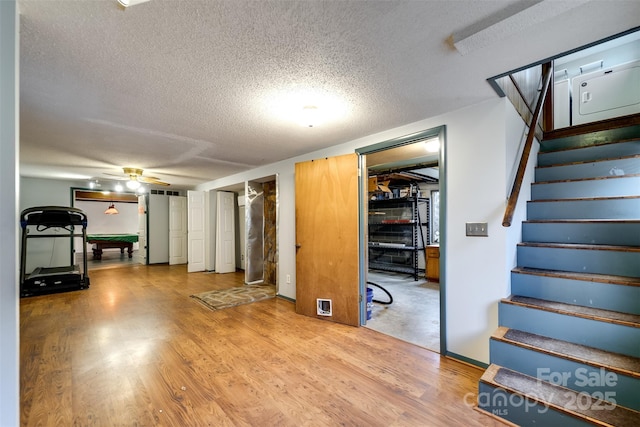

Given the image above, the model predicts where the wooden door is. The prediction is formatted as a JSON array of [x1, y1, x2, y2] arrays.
[[295, 153, 360, 326], [187, 190, 206, 272]]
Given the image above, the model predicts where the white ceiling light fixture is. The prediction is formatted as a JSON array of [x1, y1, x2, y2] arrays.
[[262, 87, 350, 128], [126, 178, 141, 190], [300, 106, 319, 128], [114, 183, 124, 192]]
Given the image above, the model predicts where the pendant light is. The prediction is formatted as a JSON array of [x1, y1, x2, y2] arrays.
[[104, 203, 119, 215]]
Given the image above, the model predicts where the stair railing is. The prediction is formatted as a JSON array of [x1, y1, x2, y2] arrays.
[[502, 65, 553, 227]]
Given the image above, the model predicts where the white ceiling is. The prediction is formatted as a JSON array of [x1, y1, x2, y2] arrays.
[[17, 0, 640, 189]]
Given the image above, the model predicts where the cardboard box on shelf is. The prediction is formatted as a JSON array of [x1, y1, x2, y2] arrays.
[[378, 181, 391, 193], [369, 176, 392, 193], [368, 176, 377, 192]]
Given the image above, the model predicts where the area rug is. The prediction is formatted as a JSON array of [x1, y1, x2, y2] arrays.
[[190, 285, 276, 311]]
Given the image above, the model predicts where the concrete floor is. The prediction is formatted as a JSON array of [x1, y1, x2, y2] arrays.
[[365, 270, 440, 353]]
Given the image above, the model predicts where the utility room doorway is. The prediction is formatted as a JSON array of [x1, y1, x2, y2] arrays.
[[360, 129, 443, 354]]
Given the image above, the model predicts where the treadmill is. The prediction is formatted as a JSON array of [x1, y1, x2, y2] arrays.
[[20, 206, 90, 297]]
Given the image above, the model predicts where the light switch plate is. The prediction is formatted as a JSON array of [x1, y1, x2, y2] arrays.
[[466, 222, 488, 237]]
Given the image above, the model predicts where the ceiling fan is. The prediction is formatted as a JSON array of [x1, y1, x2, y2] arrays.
[[105, 167, 170, 189]]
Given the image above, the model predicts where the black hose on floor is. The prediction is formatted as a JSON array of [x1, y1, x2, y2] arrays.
[[367, 281, 393, 305]]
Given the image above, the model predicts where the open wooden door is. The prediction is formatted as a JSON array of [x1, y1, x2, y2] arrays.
[[295, 153, 360, 326]]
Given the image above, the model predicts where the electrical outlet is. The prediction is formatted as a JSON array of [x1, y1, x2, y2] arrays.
[[286, 274, 291, 284], [466, 222, 488, 237]]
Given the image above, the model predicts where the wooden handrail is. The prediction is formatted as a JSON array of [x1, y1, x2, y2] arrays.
[[502, 65, 553, 227], [508, 74, 535, 117]]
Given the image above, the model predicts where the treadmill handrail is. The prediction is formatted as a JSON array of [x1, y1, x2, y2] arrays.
[[20, 206, 88, 229]]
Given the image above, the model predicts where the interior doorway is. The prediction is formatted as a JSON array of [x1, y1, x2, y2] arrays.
[[72, 188, 142, 270], [358, 128, 444, 353], [216, 175, 278, 287]]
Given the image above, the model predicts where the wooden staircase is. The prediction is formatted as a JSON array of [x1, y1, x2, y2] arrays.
[[478, 116, 640, 426]]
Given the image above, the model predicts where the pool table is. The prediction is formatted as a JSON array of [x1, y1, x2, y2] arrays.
[[87, 234, 139, 260]]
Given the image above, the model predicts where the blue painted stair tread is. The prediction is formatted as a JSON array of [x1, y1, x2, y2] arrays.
[[511, 267, 640, 314], [501, 328, 640, 377], [536, 155, 640, 181], [481, 365, 640, 426], [507, 295, 640, 327], [522, 220, 640, 247], [531, 175, 640, 200], [512, 266, 640, 286], [491, 326, 640, 411], [516, 242, 640, 278], [540, 122, 640, 152], [527, 196, 640, 220]]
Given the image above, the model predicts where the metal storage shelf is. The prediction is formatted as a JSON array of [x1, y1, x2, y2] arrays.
[[368, 196, 429, 280], [369, 262, 424, 276]]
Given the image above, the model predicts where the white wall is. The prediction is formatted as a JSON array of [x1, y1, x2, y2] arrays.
[[197, 98, 532, 364], [0, 1, 19, 424], [20, 178, 83, 270], [20, 176, 79, 211], [75, 199, 140, 253], [74, 200, 139, 235], [442, 99, 523, 362]]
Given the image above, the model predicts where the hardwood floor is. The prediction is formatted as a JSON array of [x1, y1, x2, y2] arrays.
[[20, 264, 504, 426]]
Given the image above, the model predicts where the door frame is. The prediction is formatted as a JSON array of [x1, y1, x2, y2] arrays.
[[355, 125, 447, 355]]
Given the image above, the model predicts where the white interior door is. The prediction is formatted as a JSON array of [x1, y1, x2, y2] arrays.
[[205, 190, 217, 271], [187, 190, 206, 272], [169, 196, 187, 265], [215, 191, 236, 273], [148, 194, 169, 264], [137, 195, 147, 265]]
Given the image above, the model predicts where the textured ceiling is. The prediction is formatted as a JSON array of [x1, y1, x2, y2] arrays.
[[17, 0, 640, 188]]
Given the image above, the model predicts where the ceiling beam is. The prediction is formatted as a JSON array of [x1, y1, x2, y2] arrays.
[[452, 0, 590, 55]]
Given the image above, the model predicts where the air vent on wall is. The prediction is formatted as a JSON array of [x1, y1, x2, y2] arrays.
[[150, 189, 182, 196]]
